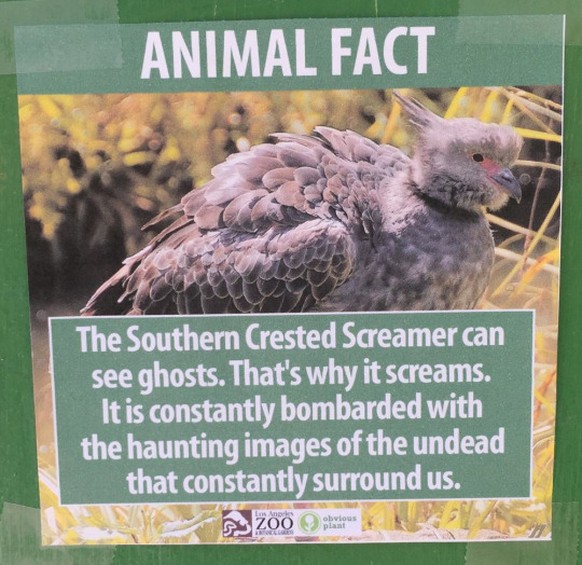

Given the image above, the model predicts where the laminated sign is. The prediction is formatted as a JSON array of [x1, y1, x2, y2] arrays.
[[15, 15, 562, 544]]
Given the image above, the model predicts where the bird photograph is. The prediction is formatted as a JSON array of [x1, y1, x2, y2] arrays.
[[81, 91, 524, 317], [20, 87, 560, 321], [19, 86, 561, 542]]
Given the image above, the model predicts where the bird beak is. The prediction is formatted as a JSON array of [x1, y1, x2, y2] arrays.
[[490, 168, 522, 203]]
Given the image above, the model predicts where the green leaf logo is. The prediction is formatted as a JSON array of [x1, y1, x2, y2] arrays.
[[298, 511, 321, 535]]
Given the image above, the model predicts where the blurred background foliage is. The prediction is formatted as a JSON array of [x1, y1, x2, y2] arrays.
[[19, 90, 396, 300], [18, 87, 561, 303]]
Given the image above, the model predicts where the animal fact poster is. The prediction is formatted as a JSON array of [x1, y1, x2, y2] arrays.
[[16, 15, 562, 544]]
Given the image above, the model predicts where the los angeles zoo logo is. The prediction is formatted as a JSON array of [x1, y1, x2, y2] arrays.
[[222, 510, 253, 537], [222, 509, 296, 538]]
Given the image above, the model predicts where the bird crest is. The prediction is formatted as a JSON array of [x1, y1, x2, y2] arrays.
[[392, 90, 442, 129]]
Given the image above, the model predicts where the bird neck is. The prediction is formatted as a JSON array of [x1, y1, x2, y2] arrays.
[[408, 178, 482, 219]]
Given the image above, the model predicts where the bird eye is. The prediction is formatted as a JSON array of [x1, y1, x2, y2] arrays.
[[472, 153, 484, 162]]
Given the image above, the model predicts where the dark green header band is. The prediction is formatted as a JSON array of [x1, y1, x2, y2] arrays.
[[14, 15, 563, 94]]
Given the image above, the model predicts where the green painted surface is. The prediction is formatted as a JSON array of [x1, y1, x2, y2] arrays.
[[1, 0, 581, 563], [50, 311, 533, 504], [14, 16, 562, 93]]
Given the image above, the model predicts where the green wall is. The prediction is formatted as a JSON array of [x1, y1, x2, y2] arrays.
[[1, 0, 581, 563]]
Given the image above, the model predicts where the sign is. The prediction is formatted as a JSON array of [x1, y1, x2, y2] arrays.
[[17, 15, 562, 544]]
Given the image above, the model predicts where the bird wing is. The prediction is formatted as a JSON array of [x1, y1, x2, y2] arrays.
[[178, 127, 408, 232], [83, 128, 410, 315]]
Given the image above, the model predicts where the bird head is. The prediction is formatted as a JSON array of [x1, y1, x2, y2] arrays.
[[393, 91, 523, 212]]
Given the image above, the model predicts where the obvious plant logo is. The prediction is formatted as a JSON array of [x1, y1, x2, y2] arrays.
[[298, 511, 321, 535]]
